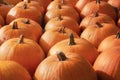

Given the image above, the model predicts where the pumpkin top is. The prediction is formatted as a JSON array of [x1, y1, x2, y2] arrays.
[[57, 51, 67, 61]]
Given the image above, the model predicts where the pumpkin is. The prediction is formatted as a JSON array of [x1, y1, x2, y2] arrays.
[[80, 22, 119, 48], [93, 47, 120, 80], [0, 14, 5, 27], [45, 15, 80, 35], [48, 33, 99, 65], [44, 4, 80, 24], [80, 0, 117, 22], [6, 3, 43, 25], [108, 0, 120, 9], [98, 32, 120, 53], [0, 22, 37, 45], [9, 18, 43, 42], [0, 35, 45, 76], [34, 51, 97, 80], [0, 61, 31, 80], [79, 12, 115, 32], [39, 26, 79, 56]]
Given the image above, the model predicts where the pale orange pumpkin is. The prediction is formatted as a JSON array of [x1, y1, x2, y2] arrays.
[[80, 22, 119, 48], [34, 51, 97, 80], [0, 35, 45, 76], [39, 27, 79, 56], [0, 61, 32, 80], [45, 15, 80, 35], [48, 33, 99, 65], [93, 47, 120, 80]]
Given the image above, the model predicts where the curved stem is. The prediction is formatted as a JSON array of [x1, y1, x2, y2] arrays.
[[18, 35, 24, 44], [12, 22, 18, 29], [68, 33, 76, 45], [57, 51, 67, 61], [96, 22, 102, 28], [58, 26, 66, 33], [116, 32, 120, 39]]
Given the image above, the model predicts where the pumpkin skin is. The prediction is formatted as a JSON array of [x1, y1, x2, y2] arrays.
[[79, 12, 115, 32], [39, 27, 79, 56], [4, 0, 22, 5], [93, 47, 120, 80], [80, 22, 119, 48], [118, 17, 120, 27], [44, 4, 80, 24], [0, 35, 45, 76], [108, 0, 120, 9], [98, 32, 120, 53], [0, 61, 32, 80], [0, 22, 37, 45], [9, 18, 43, 42], [48, 34, 99, 65], [45, 15, 80, 35], [6, 3, 43, 25], [80, 1, 117, 22], [0, 14, 4, 27], [34, 52, 97, 80]]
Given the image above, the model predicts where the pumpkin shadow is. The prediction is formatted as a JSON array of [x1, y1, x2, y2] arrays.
[[96, 71, 114, 80]]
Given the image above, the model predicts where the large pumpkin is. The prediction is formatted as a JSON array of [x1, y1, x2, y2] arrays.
[[39, 27, 79, 56], [80, 0, 117, 22], [48, 33, 99, 64], [0, 61, 31, 80], [34, 52, 97, 80], [80, 22, 119, 48], [45, 15, 80, 34], [0, 35, 45, 76], [93, 47, 120, 80]]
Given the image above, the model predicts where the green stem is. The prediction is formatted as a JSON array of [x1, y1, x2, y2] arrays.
[[57, 51, 67, 61]]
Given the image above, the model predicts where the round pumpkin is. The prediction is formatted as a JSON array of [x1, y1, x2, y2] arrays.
[[48, 33, 99, 65], [6, 3, 43, 25], [0, 35, 45, 76], [93, 47, 120, 80], [0, 22, 37, 44], [80, 0, 117, 22], [45, 15, 80, 35], [44, 4, 80, 24], [34, 51, 97, 80], [9, 18, 43, 42], [39, 27, 79, 56], [0, 61, 31, 80], [98, 32, 120, 53], [80, 22, 119, 48], [79, 12, 115, 32]]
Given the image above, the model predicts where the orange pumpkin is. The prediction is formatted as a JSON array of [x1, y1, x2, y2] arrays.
[[80, 0, 117, 22], [45, 15, 80, 35], [80, 22, 119, 48], [98, 32, 120, 53], [48, 33, 99, 65], [39, 27, 79, 56], [93, 47, 120, 80], [0, 35, 45, 76], [10, 18, 43, 42], [44, 4, 80, 24], [79, 12, 115, 32], [34, 52, 97, 80], [6, 3, 43, 25], [0, 22, 37, 45], [0, 61, 31, 80]]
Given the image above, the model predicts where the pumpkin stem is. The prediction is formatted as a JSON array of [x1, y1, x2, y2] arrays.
[[12, 22, 18, 29], [57, 51, 67, 61], [18, 35, 24, 44], [68, 33, 76, 45], [93, 12, 99, 17], [96, 22, 102, 28], [58, 26, 66, 33], [58, 15, 63, 21], [24, 0, 31, 3], [116, 32, 120, 38], [96, 0, 100, 4], [58, 4, 62, 9], [23, 3, 27, 9], [24, 19, 30, 24]]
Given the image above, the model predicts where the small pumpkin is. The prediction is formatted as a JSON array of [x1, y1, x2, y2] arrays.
[[45, 15, 80, 35], [0, 35, 45, 76], [39, 26, 79, 56], [80, 0, 117, 22], [34, 51, 97, 80], [80, 22, 119, 48], [48, 33, 99, 65], [0, 61, 32, 80], [93, 47, 120, 80]]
